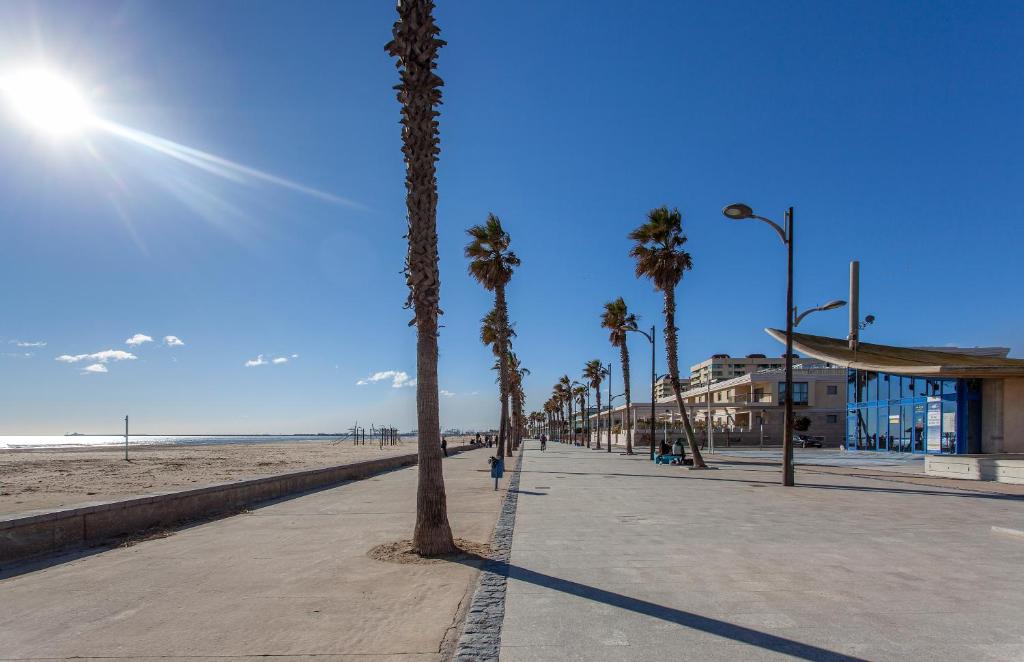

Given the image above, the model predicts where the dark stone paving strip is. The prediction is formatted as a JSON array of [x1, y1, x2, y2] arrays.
[[452, 450, 524, 662]]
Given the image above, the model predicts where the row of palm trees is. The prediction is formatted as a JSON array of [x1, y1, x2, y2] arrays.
[[466, 213, 527, 458], [388, 2, 703, 556], [529, 206, 708, 469]]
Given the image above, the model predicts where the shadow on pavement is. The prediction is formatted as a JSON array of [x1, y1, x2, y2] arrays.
[[683, 470, 1024, 502], [522, 466, 1024, 502], [454, 555, 865, 661]]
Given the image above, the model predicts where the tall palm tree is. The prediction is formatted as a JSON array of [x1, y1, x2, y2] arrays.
[[481, 307, 517, 447], [551, 384, 566, 443], [466, 214, 520, 458], [557, 375, 572, 442], [572, 384, 587, 445], [628, 206, 707, 468], [386, 0, 455, 554], [583, 359, 604, 450], [544, 398, 558, 439], [601, 298, 638, 455], [508, 352, 529, 451], [534, 411, 545, 437]]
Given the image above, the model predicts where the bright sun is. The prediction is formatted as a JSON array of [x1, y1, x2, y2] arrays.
[[0, 68, 94, 138]]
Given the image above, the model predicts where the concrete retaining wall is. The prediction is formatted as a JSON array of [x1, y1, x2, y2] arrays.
[[0, 444, 479, 567], [925, 454, 1024, 484]]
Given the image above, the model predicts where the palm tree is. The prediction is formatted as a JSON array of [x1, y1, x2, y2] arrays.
[[508, 352, 529, 451], [572, 384, 587, 445], [583, 359, 604, 450], [551, 384, 566, 443], [557, 379, 573, 446], [601, 298, 637, 455], [481, 307, 517, 447], [628, 206, 707, 468], [529, 411, 544, 437], [386, 0, 455, 554], [543, 398, 558, 439], [466, 214, 520, 458]]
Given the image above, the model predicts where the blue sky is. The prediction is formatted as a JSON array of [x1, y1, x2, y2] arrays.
[[1, 1, 1021, 434]]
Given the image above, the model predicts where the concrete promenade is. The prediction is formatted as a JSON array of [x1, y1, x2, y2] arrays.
[[0, 446, 505, 661], [500, 441, 1024, 661]]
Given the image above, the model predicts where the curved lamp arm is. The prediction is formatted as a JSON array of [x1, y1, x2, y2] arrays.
[[750, 215, 788, 245], [625, 327, 653, 343], [793, 299, 847, 327]]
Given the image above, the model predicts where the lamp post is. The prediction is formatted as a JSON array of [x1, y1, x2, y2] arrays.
[[626, 325, 657, 460], [724, 204, 848, 486], [607, 390, 626, 453]]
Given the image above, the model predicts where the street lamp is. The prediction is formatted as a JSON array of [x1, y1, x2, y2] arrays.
[[724, 202, 797, 484], [601, 363, 616, 452], [724, 202, 847, 486], [626, 325, 657, 460]]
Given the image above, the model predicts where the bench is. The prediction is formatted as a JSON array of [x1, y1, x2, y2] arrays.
[[654, 454, 692, 465]]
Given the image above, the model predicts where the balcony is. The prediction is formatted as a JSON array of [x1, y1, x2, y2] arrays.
[[693, 394, 774, 407]]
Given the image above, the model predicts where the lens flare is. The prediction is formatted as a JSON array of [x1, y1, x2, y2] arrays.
[[0, 68, 95, 137]]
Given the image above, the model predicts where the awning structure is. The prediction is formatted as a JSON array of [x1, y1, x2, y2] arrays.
[[765, 329, 1024, 378]]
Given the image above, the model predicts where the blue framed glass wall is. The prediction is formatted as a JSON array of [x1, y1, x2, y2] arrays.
[[846, 370, 981, 454]]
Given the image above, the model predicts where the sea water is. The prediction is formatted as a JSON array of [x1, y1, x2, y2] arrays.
[[0, 434, 363, 450]]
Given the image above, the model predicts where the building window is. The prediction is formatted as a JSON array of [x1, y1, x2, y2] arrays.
[[827, 414, 838, 423], [779, 381, 809, 405], [826, 385, 838, 395]]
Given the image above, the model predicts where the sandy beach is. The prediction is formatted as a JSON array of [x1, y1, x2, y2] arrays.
[[0, 436, 473, 516]]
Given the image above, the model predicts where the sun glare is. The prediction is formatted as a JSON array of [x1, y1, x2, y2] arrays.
[[0, 68, 94, 138]]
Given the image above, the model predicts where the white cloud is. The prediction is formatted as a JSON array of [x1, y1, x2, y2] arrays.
[[125, 333, 153, 346], [291, 354, 299, 358], [13, 340, 46, 347], [356, 370, 416, 388], [56, 349, 137, 364], [82, 363, 108, 374], [245, 354, 268, 367], [246, 353, 293, 367], [164, 335, 185, 347], [440, 389, 455, 398]]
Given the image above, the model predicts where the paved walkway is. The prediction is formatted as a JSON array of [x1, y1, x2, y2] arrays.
[[0, 446, 505, 661], [500, 441, 1024, 661]]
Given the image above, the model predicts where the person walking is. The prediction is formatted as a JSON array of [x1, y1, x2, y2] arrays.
[[441, 436, 448, 457]]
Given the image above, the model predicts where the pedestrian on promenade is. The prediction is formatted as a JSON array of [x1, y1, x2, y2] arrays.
[[441, 436, 448, 457], [475, 432, 481, 446]]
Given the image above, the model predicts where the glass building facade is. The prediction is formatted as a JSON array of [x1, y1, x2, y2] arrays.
[[846, 370, 981, 454]]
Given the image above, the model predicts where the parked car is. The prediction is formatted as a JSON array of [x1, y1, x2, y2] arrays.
[[793, 434, 824, 448]]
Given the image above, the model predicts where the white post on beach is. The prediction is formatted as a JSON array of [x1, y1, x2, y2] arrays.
[[124, 415, 129, 461]]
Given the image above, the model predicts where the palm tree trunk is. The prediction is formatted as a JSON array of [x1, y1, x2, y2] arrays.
[[567, 395, 574, 446], [663, 288, 707, 468], [495, 286, 512, 459], [386, 0, 456, 554], [496, 285, 512, 458], [594, 383, 602, 450], [621, 342, 633, 454], [578, 395, 585, 445]]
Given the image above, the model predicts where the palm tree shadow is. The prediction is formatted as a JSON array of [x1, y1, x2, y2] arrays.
[[453, 555, 865, 661]]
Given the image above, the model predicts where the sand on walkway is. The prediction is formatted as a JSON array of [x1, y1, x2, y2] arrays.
[[0, 436, 473, 515], [0, 445, 510, 660]]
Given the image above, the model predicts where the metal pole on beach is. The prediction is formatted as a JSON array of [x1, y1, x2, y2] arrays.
[[124, 415, 129, 461]]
